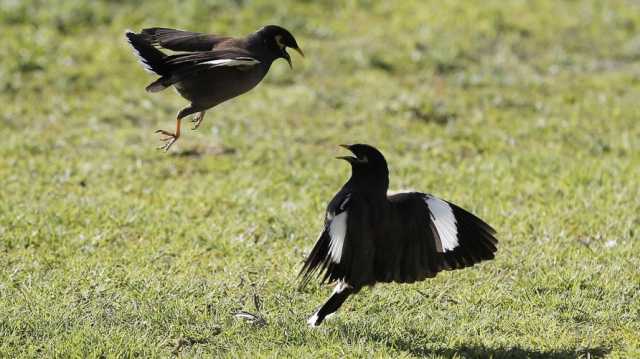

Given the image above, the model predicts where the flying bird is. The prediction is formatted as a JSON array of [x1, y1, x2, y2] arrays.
[[125, 25, 304, 151], [300, 144, 498, 326]]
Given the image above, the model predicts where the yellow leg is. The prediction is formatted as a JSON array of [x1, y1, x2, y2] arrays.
[[156, 117, 182, 152]]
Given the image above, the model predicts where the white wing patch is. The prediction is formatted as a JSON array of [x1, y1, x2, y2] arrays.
[[202, 57, 261, 67], [326, 212, 334, 221], [326, 193, 350, 222], [425, 196, 459, 252], [328, 211, 348, 263]]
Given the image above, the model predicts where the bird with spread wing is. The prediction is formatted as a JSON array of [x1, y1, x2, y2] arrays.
[[300, 144, 498, 326]]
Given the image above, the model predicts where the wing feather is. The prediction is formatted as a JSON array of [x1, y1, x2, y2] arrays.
[[155, 48, 261, 87], [140, 27, 232, 52], [299, 191, 365, 288], [379, 192, 498, 283]]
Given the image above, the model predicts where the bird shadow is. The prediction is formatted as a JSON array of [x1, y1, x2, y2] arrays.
[[361, 330, 610, 358], [169, 145, 237, 158]]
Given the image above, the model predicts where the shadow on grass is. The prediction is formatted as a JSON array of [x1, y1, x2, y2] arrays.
[[169, 145, 237, 158], [398, 344, 609, 359], [366, 331, 610, 358]]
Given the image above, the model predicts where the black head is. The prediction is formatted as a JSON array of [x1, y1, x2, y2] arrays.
[[337, 144, 389, 191], [256, 25, 304, 68]]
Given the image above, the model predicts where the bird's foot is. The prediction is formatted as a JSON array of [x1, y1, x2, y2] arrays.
[[191, 113, 205, 130], [155, 130, 179, 151], [307, 313, 320, 327]]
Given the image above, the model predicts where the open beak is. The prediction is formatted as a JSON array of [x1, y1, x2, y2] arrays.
[[284, 52, 292, 69], [284, 47, 303, 69], [336, 144, 356, 162]]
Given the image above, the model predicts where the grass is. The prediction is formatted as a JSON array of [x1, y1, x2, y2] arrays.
[[1, 0, 639, 357]]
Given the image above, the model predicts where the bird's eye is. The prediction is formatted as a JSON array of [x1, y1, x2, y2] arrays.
[[275, 35, 285, 50]]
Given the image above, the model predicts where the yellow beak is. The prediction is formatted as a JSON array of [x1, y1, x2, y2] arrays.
[[293, 47, 305, 58]]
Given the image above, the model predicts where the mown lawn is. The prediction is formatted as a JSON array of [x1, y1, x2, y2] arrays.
[[1, 0, 639, 357]]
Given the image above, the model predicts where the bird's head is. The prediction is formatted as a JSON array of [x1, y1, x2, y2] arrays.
[[257, 25, 304, 68], [337, 144, 389, 189]]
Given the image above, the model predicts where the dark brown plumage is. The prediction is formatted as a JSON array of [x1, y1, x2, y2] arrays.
[[125, 25, 303, 151], [300, 144, 498, 326]]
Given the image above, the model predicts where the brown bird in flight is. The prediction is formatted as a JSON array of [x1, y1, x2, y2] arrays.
[[126, 25, 303, 151]]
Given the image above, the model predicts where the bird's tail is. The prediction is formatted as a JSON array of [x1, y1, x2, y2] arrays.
[[125, 31, 170, 92]]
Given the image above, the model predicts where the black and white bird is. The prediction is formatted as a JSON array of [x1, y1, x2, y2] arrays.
[[125, 25, 303, 151], [299, 144, 498, 326]]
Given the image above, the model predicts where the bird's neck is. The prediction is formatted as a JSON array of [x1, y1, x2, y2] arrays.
[[344, 173, 389, 199], [246, 34, 279, 63]]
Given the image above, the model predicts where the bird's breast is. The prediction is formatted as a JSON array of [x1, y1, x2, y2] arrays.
[[175, 65, 268, 107]]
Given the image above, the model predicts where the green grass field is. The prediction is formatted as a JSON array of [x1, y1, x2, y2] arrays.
[[1, 1, 639, 357]]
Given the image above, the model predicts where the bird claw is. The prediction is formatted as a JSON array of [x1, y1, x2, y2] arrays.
[[155, 129, 178, 152], [191, 116, 204, 130]]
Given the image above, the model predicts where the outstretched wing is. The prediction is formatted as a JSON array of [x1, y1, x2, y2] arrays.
[[140, 27, 233, 52], [377, 192, 498, 283], [299, 192, 351, 288], [299, 192, 375, 288]]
